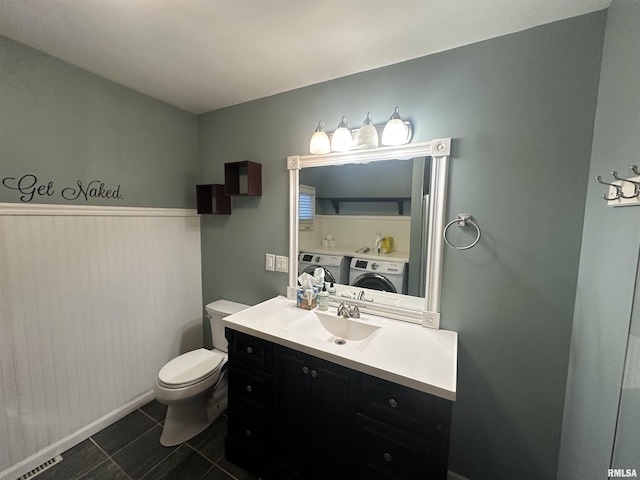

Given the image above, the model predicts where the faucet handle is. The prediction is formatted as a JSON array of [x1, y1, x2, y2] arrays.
[[349, 305, 360, 318]]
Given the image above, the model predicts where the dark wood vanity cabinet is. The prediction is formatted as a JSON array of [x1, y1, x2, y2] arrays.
[[225, 329, 452, 480]]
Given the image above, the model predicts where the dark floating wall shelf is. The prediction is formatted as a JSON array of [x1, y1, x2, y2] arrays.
[[318, 197, 410, 215], [225, 161, 262, 196], [196, 184, 231, 215], [196, 161, 262, 215]]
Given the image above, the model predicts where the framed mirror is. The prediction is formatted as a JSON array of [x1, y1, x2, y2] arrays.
[[287, 138, 451, 329]]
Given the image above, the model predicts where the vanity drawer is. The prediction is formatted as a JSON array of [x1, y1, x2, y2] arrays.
[[355, 414, 433, 480], [359, 374, 448, 434], [231, 331, 273, 371], [229, 363, 272, 415], [228, 407, 271, 453]]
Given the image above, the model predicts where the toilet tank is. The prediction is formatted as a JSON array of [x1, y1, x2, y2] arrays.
[[205, 300, 250, 352]]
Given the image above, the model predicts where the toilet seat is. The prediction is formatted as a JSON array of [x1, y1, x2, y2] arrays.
[[158, 349, 224, 389]]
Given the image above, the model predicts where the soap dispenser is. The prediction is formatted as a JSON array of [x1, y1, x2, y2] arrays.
[[318, 284, 329, 311], [373, 232, 382, 254]]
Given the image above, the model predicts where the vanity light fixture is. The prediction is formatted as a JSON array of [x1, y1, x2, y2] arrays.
[[309, 121, 331, 155], [309, 109, 413, 154], [330, 116, 353, 152], [355, 112, 379, 149], [381, 106, 409, 146]]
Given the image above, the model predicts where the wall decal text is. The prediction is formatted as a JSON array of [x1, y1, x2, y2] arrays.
[[2, 174, 124, 202]]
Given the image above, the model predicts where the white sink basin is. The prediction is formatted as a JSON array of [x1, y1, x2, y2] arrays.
[[286, 310, 380, 349], [315, 311, 380, 340]]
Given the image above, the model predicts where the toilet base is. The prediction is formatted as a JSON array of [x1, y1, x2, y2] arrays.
[[159, 375, 228, 447]]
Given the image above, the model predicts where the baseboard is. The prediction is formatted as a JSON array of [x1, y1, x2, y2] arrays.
[[0, 390, 154, 480], [448, 470, 471, 480]]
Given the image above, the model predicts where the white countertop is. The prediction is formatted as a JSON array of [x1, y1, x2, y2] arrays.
[[223, 296, 457, 401]]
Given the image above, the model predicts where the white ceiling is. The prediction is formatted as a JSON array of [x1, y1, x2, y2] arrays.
[[0, 0, 611, 114]]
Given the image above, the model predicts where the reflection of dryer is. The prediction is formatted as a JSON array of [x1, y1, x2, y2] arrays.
[[298, 253, 349, 284], [349, 258, 407, 294]]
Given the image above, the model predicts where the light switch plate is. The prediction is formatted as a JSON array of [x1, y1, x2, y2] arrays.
[[275, 255, 288, 273], [265, 253, 275, 271]]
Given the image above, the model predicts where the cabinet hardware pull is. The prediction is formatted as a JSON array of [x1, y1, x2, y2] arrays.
[[302, 366, 309, 374], [388, 398, 398, 408], [311, 370, 318, 378], [383, 452, 393, 462], [246, 346, 253, 354], [245, 430, 252, 437], [246, 385, 252, 393]]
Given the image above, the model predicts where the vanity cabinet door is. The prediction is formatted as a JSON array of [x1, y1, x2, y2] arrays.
[[271, 347, 306, 479], [273, 345, 357, 480]]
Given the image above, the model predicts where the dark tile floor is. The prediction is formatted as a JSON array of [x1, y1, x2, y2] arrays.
[[33, 400, 261, 480]]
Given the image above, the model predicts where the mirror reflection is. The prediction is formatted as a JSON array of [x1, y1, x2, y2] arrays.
[[297, 158, 431, 299]]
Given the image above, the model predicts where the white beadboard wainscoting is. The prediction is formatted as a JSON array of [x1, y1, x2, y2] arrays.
[[0, 204, 203, 480]]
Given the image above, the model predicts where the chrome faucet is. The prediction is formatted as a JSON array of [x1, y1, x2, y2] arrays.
[[337, 302, 360, 319], [357, 290, 373, 302]]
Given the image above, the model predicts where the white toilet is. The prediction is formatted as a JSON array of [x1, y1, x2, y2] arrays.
[[154, 299, 249, 446]]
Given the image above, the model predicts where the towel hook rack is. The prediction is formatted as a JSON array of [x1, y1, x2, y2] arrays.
[[595, 176, 622, 201], [610, 171, 640, 198], [443, 214, 481, 250]]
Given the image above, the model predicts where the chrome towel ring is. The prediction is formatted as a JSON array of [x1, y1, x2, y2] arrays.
[[443, 214, 481, 250]]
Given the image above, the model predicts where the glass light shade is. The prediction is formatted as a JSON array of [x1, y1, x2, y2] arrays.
[[355, 112, 379, 149], [331, 116, 353, 152], [309, 121, 330, 154], [381, 106, 409, 146]]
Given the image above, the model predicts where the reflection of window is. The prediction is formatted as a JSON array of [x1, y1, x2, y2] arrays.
[[299, 184, 315, 231]]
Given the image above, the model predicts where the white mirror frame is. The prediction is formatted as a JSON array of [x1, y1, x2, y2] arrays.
[[287, 138, 451, 329]]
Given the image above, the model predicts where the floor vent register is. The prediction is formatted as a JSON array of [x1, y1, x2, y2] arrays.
[[18, 455, 63, 480]]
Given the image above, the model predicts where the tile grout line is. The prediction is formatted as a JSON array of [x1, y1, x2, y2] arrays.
[[184, 443, 218, 466], [197, 465, 216, 480], [90, 405, 256, 480], [215, 462, 251, 480], [78, 439, 134, 480], [138, 446, 184, 480], [92, 421, 160, 459], [90, 421, 166, 479], [137, 407, 164, 427]]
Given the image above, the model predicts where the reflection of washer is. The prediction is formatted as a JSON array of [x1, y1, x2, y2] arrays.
[[349, 258, 407, 294], [298, 252, 349, 284]]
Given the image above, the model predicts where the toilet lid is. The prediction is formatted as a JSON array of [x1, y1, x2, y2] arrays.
[[158, 349, 224, 388]]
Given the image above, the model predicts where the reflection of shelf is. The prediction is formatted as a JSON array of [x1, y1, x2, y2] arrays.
[[196, 184, 231, 215], [317, 197, 410, 215]]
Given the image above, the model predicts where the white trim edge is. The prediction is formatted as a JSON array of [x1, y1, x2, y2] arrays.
[[0, 391, 155, 480], [0, 203, 198, 217]]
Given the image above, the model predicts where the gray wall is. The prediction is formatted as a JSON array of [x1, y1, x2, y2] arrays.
[[198, 13, 606, 479], [0, 35, 198, 208], [558, 1, 640, 478]]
